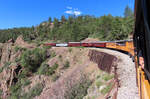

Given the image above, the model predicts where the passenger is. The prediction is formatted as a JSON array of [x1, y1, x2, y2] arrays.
[[138, 51, 144, 69]]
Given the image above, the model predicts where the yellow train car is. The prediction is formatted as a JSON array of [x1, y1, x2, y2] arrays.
[[106, 40, 134, 56], [134, 0, 150, 98], [105, 39, 150, 99], [105, 0, 150, 98]]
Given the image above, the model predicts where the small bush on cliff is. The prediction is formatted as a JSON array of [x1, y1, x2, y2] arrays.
[[63, 60, 70, 69], [20, 48, 47, 72], [65, 74, 92, 99], [101, 83, 113, 95], [51, 74, 60, 81], [9, 81, 22, 98], [68, 48, 72, 53], [50, 51, 56, 58], [96, 80, 103, 88], [22, 83, 43, 99], [14, 46, 27, 52], [37, 63, 59, 76], [102, 73, 114, 81], [21, 78, 31, 86]]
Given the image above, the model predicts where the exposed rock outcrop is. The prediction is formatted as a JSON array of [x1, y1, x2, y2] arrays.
[[15, 35, 35, 48], [0, 36, 31, 98], [0, 63, 18, 98], [81, 38, 99, 43], [88, 50, 117, 73], [0, 43, 12, 67]]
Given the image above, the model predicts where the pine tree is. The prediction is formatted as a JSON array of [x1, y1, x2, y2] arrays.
[[61, 15, 66, 24], [124, 5, 133, 18], [48, 17, 52, 23], [53, 18, 59, 28]]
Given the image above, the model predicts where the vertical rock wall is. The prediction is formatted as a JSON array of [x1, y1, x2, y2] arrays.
[[88, 50, 117, 73], [0, 43, 12, 67]]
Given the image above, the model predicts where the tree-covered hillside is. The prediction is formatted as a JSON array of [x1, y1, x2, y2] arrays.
[[0, 6, 134, 43]]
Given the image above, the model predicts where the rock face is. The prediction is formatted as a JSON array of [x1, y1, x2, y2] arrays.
[[88, 50, 117, 73], [0, 63, 18, 98], [0, 43, 12, 67], [0, 36, 28, 98], [15, 35, 35, 48], [0, 42, 21, 98]]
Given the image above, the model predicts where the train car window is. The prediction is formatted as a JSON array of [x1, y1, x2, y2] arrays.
[[116, 42, 126, 46]]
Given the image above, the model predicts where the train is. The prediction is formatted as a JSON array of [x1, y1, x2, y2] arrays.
[[44, 40, 134, 56]]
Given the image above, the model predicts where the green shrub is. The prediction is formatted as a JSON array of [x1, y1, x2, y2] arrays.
[[36, 42, 43, 46], [20, 48, 47, 72], [37, 63, 58, 76], [68, 48, 72, 53], [102, 74, 114, 81], [47, 63, 58, 75], [9, 81, 22, 98], [65, 75, 92, 99], [21, 78, 31, 86], [22, 83, 43, 99], [17, 70, 29, 79], [50, 51, 56, 58], [15, 57, 21, 63], [96, 81, 103, 88], [15, 46, 20, 52], [101, 83, 113, 95], [51, 74, 60, 81], [63, 61, 70, 69], [43, 46, 51, 49], [9, 82, 43, 99], [37, 63, 49, 75], [14, 46, 27, 52]]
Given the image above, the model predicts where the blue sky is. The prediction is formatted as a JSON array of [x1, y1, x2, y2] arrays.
[[0, 0, 134, 29]]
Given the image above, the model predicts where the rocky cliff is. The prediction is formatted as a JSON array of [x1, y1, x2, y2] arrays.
[[0, 37, 117, 99]]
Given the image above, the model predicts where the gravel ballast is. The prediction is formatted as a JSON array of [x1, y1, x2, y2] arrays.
[[90, 48, 139, 99]]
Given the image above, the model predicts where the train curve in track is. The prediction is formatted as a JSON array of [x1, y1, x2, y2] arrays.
[[89, 48, 139, 99]]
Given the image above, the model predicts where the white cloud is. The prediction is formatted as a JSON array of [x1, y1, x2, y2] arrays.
[[74, 11, 81, 16], [65, 10, 73, 14], [66, 6, 72, 10], [65, 7, 82, 16]]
